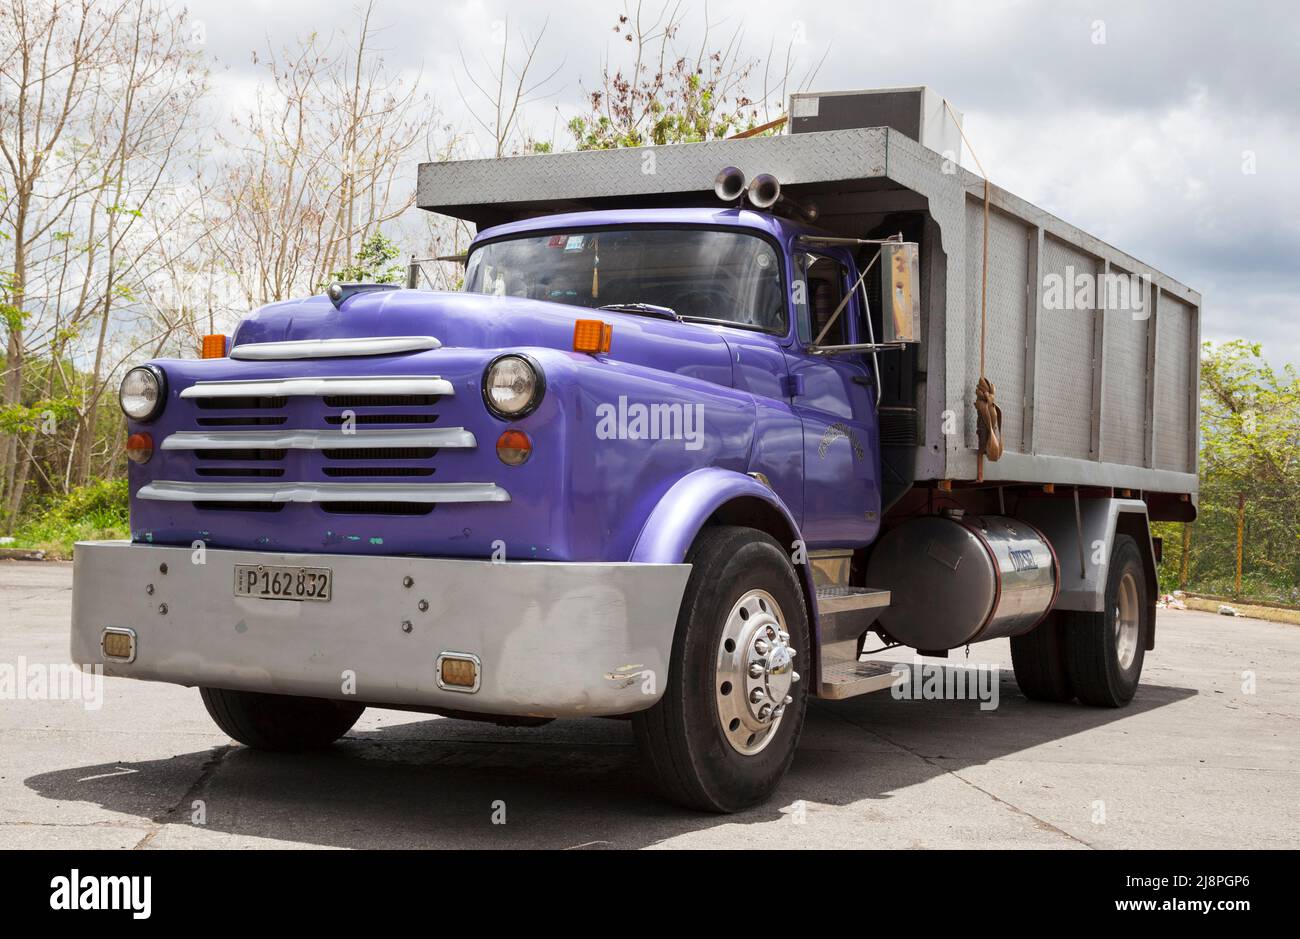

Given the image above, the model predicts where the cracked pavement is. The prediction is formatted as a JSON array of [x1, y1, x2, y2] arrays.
[[2, 560, 1297, 849]]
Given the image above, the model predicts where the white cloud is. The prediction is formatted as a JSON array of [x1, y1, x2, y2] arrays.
[[184, 0, 1300, 367]]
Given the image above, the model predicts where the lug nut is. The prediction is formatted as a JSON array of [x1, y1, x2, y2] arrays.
[[766, 626, 777, 640], [792, 671, 801, 684], [402, 576, 414, 588], [749, 688, 765, 704], [755, 639, 770, 655], [401, 620, 413, 634], [759, 704, 773, 720], [158, 603, 168, 615], [784, 694, 793, 705], [748, 663, 764, 678], [145, 584, 154, 595], [417, 599, 429, 612]]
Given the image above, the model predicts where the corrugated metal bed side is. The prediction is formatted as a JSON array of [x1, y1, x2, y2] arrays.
[[416, 127, 1201, 498]]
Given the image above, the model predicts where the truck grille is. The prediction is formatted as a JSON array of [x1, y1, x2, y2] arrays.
[[319, 501, 436, 516], [146, 376, 510, 515]]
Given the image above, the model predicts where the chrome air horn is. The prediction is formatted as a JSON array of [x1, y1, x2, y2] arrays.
[[714, 165, 747, 202], [745, 172, 819, 223]]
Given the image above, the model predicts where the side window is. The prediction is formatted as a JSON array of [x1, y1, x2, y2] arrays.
[[794, 253, 849, 346]]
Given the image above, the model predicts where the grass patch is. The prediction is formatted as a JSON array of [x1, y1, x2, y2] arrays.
[[5, 479, 129, 559]]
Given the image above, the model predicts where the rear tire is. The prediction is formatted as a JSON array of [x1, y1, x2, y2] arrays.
[[1062, 534, 1149, 707], [633, 526, 810, 813], [200, 687, 364, 751], [1010, 611, 1075, 702]]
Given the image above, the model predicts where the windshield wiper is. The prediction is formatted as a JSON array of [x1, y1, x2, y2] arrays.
[[597, 302, 680, 321]]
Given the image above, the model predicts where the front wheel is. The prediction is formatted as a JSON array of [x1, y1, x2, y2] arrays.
[[633, 526, 810, 813], [200, 687, 364, 751]]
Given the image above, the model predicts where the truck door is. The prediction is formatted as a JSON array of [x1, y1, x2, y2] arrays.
[[785, 251, 882, 547]]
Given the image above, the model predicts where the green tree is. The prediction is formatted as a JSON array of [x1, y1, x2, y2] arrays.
[[566, 6, 824, 151], [1156, 341, 1300, 601], [320, 231, 405, 288]]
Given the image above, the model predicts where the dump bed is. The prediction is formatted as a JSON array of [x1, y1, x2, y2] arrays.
[[417, 118, 1200, 502]]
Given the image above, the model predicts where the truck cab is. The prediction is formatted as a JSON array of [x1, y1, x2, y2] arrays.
[[462, 207, 885, 550]]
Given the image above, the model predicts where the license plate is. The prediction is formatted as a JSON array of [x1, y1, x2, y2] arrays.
[[234, 564, 332, 602]]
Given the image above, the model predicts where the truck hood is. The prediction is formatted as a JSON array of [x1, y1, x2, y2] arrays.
[[231, 289, 738, 385]]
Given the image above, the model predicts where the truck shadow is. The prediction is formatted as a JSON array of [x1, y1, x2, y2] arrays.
[[25, 671, 1196, 848]]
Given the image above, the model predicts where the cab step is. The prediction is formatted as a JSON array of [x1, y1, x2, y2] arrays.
[[819, 659, 901, 700], [814, 585, 893, 699]]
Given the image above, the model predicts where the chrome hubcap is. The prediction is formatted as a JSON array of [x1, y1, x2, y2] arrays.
[[715, 589, 800, 755], [1114, 571, 1140, 670]]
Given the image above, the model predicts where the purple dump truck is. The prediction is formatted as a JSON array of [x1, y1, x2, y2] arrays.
[[72, 89, 1201, 811]]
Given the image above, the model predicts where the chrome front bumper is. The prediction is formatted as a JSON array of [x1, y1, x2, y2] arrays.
[[71, 541, 690, 718]]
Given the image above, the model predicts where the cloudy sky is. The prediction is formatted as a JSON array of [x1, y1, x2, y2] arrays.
[[184, 0, 1300, 369]]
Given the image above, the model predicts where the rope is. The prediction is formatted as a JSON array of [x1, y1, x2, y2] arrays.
[[944, 102, 1003, 481]]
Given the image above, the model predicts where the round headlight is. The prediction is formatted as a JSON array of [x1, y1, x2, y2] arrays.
[[482, 354, 544, 419], [119, 365, 166, 422]]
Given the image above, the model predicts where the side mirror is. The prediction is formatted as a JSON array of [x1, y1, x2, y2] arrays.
[[880, 242, 921, 344]]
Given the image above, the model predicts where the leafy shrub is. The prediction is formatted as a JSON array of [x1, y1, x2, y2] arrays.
[[7, 479, 129, 558]]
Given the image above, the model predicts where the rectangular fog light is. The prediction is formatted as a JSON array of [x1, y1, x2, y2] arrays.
[[101, 627, 137, 663], [436, 652, 480, 693]]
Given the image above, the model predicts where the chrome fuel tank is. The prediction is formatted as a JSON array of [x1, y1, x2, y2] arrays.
[[865, 514, 1059, 650]]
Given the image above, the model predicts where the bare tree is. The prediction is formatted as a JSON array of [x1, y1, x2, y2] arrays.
[[65, 1, 209, 486], [214, 0, 434, 306], [1, 0, 116, 522], [454, 18, 563, 158], [1, 0, 211, 519]]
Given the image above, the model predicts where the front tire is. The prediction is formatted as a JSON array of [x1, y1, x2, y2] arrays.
[[633, 526, 810, 813], [200, 687, 364, 751], [1062, 534, 1150, 707]]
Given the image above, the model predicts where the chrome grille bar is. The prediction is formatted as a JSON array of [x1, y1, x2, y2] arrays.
[[180, 376, 453, 399], [229, 336, 441, 360], [137, 481, 509, 504], [161, 428, 475, 451]]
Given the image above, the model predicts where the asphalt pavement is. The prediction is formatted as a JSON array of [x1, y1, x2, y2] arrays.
[[2, 560, 1296, 849]]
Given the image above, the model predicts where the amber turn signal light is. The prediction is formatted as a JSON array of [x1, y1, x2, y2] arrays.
[[496, 428, 532, 466], [573, 319, 612, 354], [437, 652, 481, 693], [126, 432, 154, 464], [101, 628, 136, 662], [201, 334, 228, 359]]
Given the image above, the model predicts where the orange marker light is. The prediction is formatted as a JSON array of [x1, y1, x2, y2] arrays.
[[496, 429, 532, 466], [440, 657, 478, 688], [126, 432, 154, 464], [436, 652, 481, 692], [101, 629, 136, 661], [201, 334, 228, 359], [573, 319, 612, 354]]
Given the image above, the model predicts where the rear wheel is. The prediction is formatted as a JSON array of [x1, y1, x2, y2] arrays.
[[1062, 534, 1150, 707], [633, 526, 810, 813], [1010, 611, 1074, 702], [200, 687, 364, 751]]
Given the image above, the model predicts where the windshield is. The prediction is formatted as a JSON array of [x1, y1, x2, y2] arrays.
[[463, 227, 787, 332]]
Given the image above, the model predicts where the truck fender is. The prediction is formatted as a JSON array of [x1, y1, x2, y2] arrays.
[[629, 467, 823, 662], [1016, 497, 1160, 650]]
